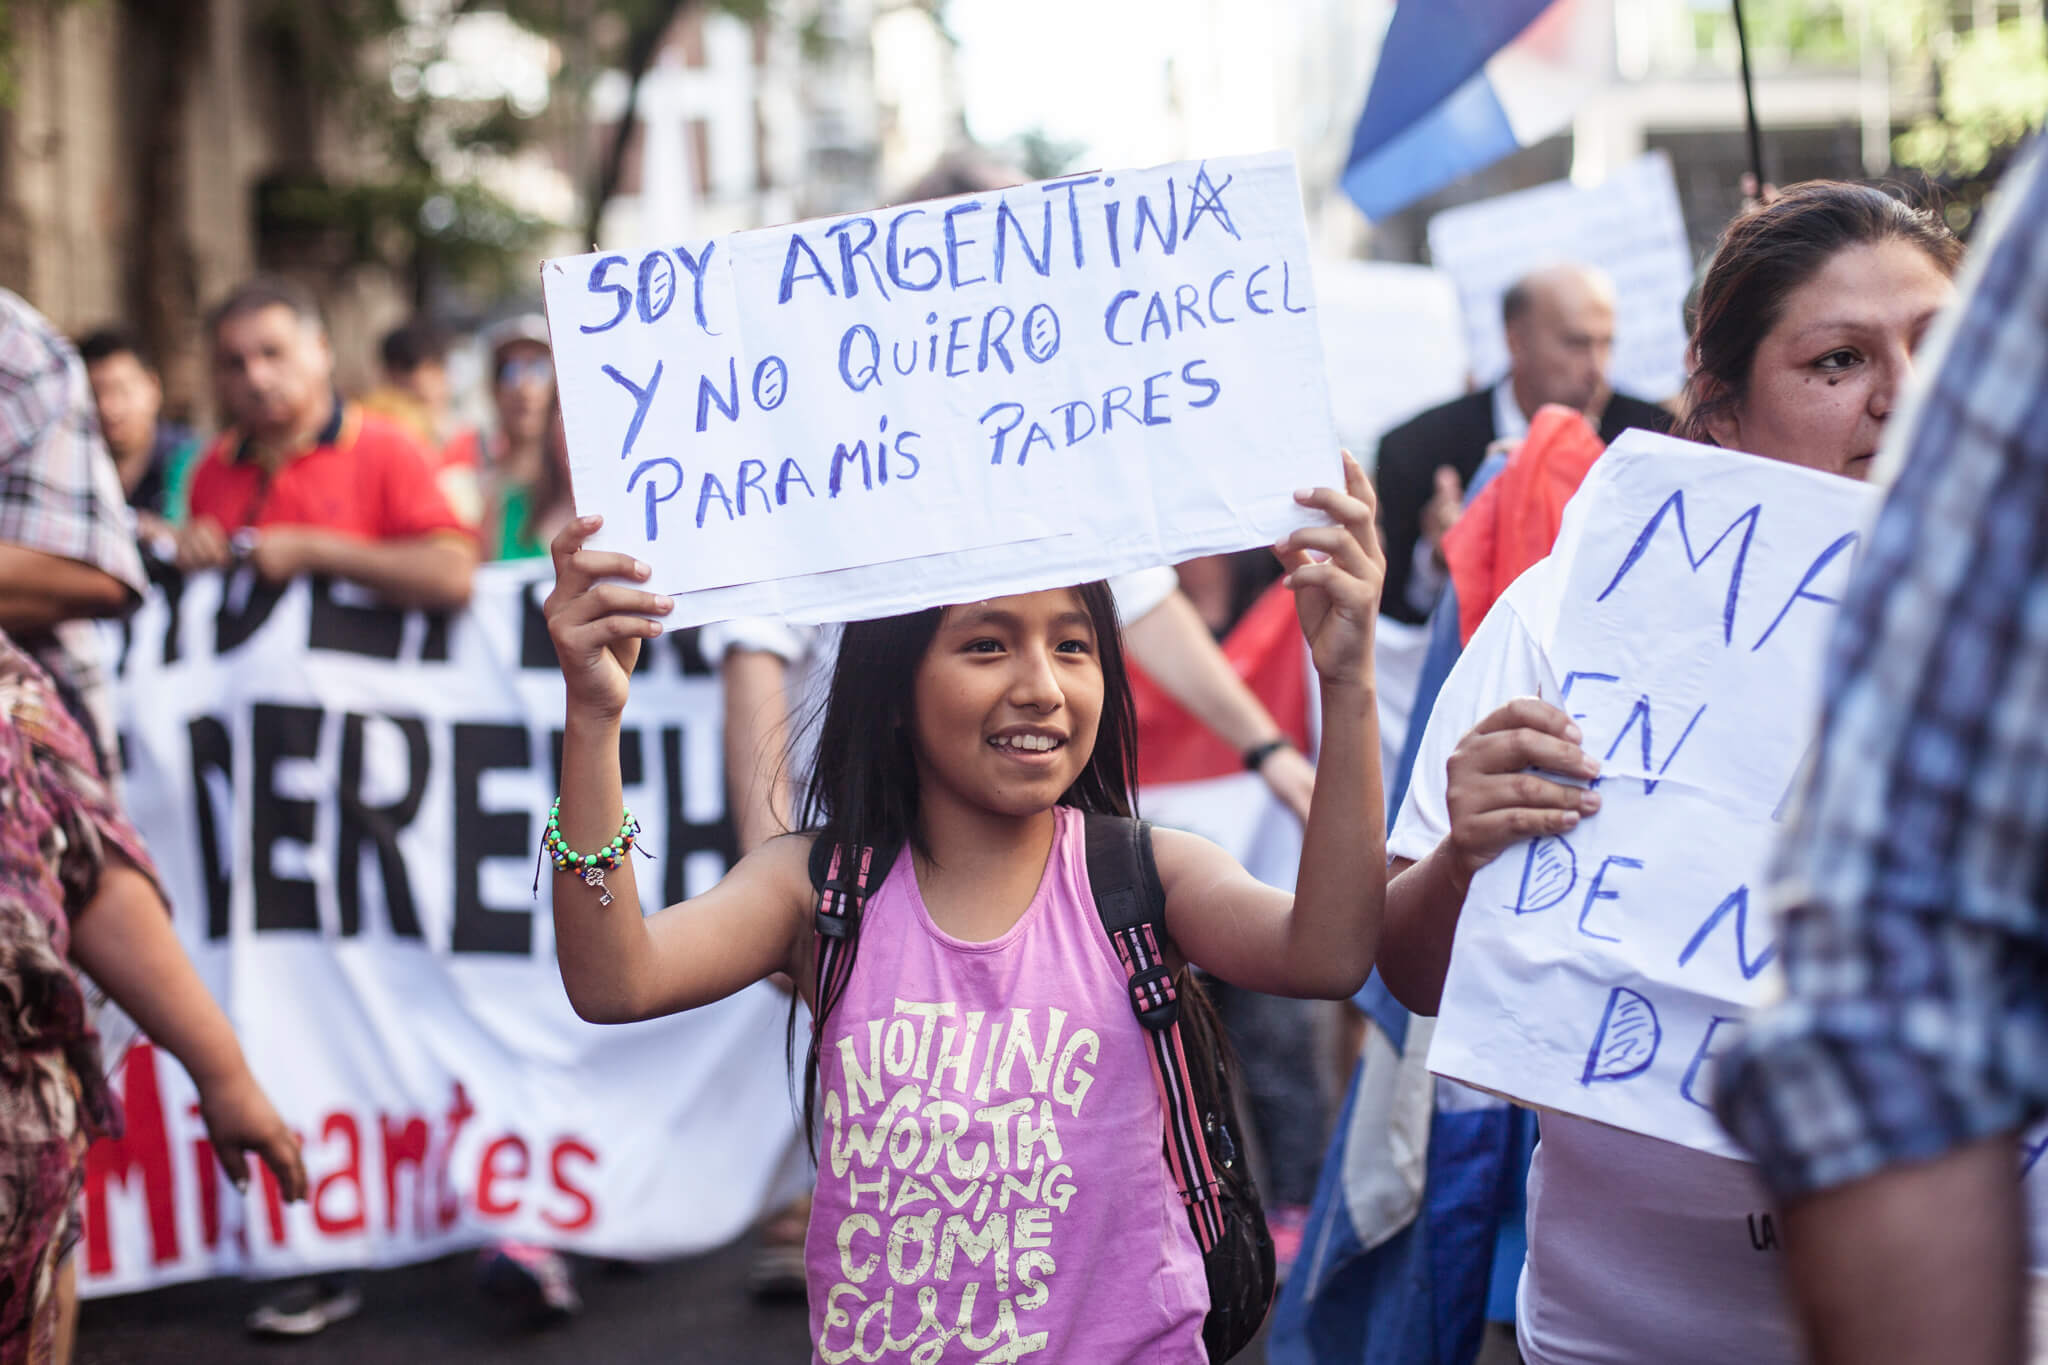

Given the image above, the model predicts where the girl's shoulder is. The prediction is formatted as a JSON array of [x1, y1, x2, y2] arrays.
[[746, 829, 829, 895], [1146, 822, 1238, 885]]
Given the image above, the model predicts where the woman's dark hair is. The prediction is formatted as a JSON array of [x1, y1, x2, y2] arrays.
[[1677, 181, 1963, 443], [785, 580, 1139, 1146]]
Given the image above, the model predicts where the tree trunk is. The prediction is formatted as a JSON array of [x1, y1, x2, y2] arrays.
[[581, 0, 692, 249], [123, 0, 207, 422]]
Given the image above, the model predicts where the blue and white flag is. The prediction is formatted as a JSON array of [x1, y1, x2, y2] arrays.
[[1267, 973, 1535, 1365], [1342, 0, 1611, 222]]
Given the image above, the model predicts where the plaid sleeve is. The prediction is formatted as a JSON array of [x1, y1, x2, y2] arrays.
[[1714, 139, 2048, 1199], [0, 290, 144, 597]]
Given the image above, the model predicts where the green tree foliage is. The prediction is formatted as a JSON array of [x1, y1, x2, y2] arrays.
[[1894, 18, 2048, 181], [249, 0, 770, 304]]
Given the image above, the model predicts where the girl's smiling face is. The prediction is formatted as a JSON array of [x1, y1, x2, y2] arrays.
[[1706, 240, 1956, 479], [909, 588, 1104, 822]]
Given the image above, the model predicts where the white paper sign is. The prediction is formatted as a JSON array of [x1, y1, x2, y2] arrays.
[[541, 151, 1338, 627], [1426, 152, 1693, 401], [1426, 434, 1878, 1158]]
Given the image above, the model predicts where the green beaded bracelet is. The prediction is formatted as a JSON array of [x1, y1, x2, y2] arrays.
[[542, 798, 641, 905]]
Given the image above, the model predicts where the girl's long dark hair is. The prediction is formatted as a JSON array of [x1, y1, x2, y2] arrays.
[[785, 581, 1139, 1148]]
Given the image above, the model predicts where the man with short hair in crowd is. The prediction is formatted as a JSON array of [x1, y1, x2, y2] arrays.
[[1373, 263, 1671, 624], [176, 278, 476, 612], [74, 326, 199, 539]]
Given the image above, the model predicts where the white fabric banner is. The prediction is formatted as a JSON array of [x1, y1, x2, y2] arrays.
[[81, 562, 798, 1297], [1427, 436, 1878, 1157], [541, 150, 1338, 627]]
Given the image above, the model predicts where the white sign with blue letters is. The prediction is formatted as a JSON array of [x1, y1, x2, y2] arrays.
[[541, 150, 1337, 627], [1426, 434, 1879, 1158]]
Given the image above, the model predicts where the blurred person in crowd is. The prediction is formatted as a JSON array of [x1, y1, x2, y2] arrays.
[[484, 393, 573, 562], [0, 626, 306, 1362], [1376, 183, 1962, 1365], [176, 278, 476, 615], [1175, 550, 1284, 638], [1374, 264, 1672, 626], [176, 277, 473, 1336], [73, 326, 199, 538], [362, 318, 482, 529], [361, 318, 453, 448], [0, 291, 147, 788], [447, 314, 553, 503], [1713, 144, 2048, 1365]]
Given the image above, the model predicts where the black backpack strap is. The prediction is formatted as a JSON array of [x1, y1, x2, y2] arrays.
[[1083, 812, 1228, 1252], [807, 836, 893, 1029]]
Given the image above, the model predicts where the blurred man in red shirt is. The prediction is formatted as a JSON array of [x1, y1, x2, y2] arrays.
[[176, 278, 475, 610]]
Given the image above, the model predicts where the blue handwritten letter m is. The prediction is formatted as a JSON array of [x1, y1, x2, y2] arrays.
[[1595, 491, 1762, 645]]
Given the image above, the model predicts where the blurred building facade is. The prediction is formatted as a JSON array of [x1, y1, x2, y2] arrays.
[[0, 0, 963, 420], [590, 0, 960, 248], [0, 0, 366, 415]]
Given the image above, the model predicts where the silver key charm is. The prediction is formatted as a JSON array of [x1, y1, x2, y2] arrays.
[[584, 864, 613, 906]]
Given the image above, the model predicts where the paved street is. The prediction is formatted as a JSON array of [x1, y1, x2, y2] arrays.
[[78, 1233, 1273, 1363], [77, 1233, 812, 1365]]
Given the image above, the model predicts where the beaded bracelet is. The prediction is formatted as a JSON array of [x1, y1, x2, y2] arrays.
[[542, 798, 641, 906]]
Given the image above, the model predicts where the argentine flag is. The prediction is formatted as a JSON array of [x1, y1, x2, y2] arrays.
[[1342, 0, 1612, 222]]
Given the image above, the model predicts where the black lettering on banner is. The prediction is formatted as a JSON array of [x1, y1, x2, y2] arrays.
[[452, 723, 533, 955], [214, 568, 289, 655], [550, 727, 646, 795], [113, 605, 136, 682], [308, 576, 406, 660], [250, 703, 323, 933], [662, 725, 736, 904], [152, 559, 188, 666], [420, 611, 451, 663], [187, 715, 234, 940], [337, 713, 429, 939], [520, 583, 558, 670], [669, 626, 713, 677]]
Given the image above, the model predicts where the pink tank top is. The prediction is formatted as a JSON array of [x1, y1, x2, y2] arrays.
[[804, 805, 1209, 1363]]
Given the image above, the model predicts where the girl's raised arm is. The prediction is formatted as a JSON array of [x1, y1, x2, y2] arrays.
[[544, 517, 813, 1022], [1158, 452, 1388, 1000]]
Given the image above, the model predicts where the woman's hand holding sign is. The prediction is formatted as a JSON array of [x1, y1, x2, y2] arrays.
[[1443, 698, 1602, 891], [1381, 696, 1600, 1015], [545, 515, 674, 722]]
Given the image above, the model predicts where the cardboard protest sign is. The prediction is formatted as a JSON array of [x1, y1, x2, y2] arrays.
[[1426, 433, 1878, 1158], [1426, 152, 1692, 401], [541, 151, 1338, 627]]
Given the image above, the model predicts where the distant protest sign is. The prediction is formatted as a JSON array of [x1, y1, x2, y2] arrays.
[[1426, 434, 1878, 1158], [541, 151, 1338, 627], [1426, 152, 1692, 401]]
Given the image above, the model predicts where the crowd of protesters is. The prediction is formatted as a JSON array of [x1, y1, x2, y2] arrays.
[[0, 133, 2042, 1365]]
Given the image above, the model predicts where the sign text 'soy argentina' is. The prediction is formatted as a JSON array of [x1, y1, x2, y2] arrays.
[[541, 151, 1339, 627]]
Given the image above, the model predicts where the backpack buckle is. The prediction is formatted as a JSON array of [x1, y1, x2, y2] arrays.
[[815, 908, 852, 939], [1128, 963, 1179, 1030]]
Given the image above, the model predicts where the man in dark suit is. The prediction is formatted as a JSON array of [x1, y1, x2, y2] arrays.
[[1375, 264, 1672, 624]]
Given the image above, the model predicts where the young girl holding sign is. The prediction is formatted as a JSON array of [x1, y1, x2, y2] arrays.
[[542, 453, 1385, 1361]]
